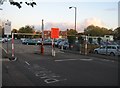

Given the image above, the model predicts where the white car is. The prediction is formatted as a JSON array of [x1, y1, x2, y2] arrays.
[[0, 38, 5, 43], [94, 45, 120, 56]]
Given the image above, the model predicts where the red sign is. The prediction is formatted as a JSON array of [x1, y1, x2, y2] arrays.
[[51, 28, 59, 38]]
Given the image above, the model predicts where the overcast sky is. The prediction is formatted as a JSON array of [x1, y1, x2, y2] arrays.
[[0, 0, 119, 32]]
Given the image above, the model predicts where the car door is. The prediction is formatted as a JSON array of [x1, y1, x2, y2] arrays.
[[105, 46, 111, 55], [99, 46, 106, 54]]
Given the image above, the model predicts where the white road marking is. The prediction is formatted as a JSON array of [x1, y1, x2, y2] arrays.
[[55, 58, 93, 62], [25, 61, 30, 66], [44, 78, 67, 84], [80, 59, 93, 61]]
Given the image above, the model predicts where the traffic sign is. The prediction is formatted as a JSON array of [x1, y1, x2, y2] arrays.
[[51, 28, 59, 38], [4, 20, 11, 35]]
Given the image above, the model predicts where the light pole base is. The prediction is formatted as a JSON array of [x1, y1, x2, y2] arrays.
[[9, 57, 17, 61]]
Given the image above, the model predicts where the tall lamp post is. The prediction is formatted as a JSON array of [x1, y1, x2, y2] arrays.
[[69, 6, 77, 31]]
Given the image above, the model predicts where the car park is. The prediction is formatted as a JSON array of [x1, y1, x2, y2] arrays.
[[94, 45, 120, 56]]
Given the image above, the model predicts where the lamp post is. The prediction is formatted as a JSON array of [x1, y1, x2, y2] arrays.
[[69, 6, 77, 31]]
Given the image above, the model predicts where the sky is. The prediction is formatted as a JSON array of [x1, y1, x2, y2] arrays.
[[0, 0, 119, 32]]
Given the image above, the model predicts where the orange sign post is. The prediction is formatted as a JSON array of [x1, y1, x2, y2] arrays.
[[51, 28, 59, 56]]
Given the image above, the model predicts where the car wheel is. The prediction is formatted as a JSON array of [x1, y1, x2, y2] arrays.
[[94, 50, 98, 54], [110, 52, 115, 56]]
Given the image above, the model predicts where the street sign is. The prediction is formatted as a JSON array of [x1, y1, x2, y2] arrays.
[[4, 20, 11, 35], [51, 28, 59, 38]]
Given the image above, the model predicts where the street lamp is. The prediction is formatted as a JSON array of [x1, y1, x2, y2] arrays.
[[69, 6, 77, 31]]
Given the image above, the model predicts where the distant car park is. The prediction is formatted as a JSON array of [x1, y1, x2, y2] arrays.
[[94, 45, 120, 56]]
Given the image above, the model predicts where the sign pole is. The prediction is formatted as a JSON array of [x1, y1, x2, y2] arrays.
[[85, 36, 87, 55], [41, 19, 44, 55], [7, 35, 9, 56], [52, 38, 53, 56], [52, 38, 55, 56], [12, 33, 14, 57]]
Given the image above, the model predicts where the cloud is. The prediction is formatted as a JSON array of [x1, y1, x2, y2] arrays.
[[34, 22, 74, 31], [34, 17, 106, 33], [77, 17, 106, 32]]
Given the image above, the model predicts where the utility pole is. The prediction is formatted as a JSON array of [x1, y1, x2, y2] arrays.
[[69, 6, 77, 31], [41, 19, 44, 55]]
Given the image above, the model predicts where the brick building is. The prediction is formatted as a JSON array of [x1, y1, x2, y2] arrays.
[[43, 30, 67, 39]]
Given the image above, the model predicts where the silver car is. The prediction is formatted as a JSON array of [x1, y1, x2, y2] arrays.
[[94, 45, 120, 56]]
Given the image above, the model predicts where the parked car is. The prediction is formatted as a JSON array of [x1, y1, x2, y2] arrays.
[[63, 42, 69, 49], [43, 39, 52, 45], [58, 41, 69, 49], [0, 37, 5, 43], [22, 39, 40, 45], [94, 45, 120, 56], [55, 40, 62, 47]]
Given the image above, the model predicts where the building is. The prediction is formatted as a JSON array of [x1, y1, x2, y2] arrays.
[[43, 30, 67, 39], [80, 34, 114, 43]]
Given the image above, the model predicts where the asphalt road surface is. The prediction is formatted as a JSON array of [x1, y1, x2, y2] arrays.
[[1, 40, 119, 86]]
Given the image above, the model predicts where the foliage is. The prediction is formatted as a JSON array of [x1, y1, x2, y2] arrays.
[[67, 29, 78, 44], [18, 25, 34, 33], [67, 29, 77, 36], [78, 35, 84, 44], [12, 29, 18, 33], [17, 25, 35, 38], [67, 36, 76, 44], [88, 38, 93, 44], [0, 0, 36, 9], [114, 27, 120, 40], [84, 25, 113, 36]]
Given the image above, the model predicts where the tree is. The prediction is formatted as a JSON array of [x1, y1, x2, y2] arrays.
[[67, 29, 77, 36], [114, 27, 120, 40], [84, 25, 113, 36], [18, 25, 35, 38], [18, 25, 34, 33], [0, 0, 36, 9], [12, 29, 18, 33], [67, 29, 78, 44], [88, 38, 93, 44]]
